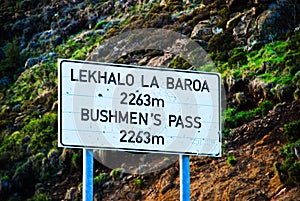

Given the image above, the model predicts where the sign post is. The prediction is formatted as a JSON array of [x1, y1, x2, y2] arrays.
[[180, 155, 190, 201], [83, 149, 93, 201]]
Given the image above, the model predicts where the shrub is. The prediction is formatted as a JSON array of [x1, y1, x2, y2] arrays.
[[0, 39, 26, 79], [110, 168, 125, 180], [259, 100, 273, 116], [94, 173, 108, 184], [277, 141, 300, 186], [21, 112, 57, 154], [227, 155, 237, 166], [224, 100, 273, 129], [134, 179, 143, 188], [228, 47, 248, 67], [93, 20, 108, 30], [283, 120, 300, 143], [71, 152, 80, 168], [27, 193, 49, 201], [217, 7, 230, 28], [288, 162, 300, 185], [208, 31, 235, 62], [168, 56, 191, 69]]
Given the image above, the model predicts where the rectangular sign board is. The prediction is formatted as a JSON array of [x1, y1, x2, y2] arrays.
[[58, 59, 221, 156]]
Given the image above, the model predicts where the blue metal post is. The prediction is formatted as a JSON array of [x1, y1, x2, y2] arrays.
[[83, 149, 93, 201], [180, 155, 190, 201]]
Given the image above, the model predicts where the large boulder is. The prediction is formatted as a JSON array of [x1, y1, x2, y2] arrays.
[[24, 58, 40, 68], [255, 1, 296, 43], [230, 0, 298, 49], [191, 15, 223, 40], [191, 20, 213, 39], [232, 8, 256, 47]]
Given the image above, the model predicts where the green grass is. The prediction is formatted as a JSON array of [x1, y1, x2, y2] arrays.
[[94, 173, 108, 184], [227, 155, 237, 167], [277, 140, 300, 186], [93, 20, 108, 30], [134, 179, 143, 188], [56, 32, 104, 60], [219, 32, 300, 93], [224, 100, 273, 129], [283, 120, 300, 143], [110, 168, 125, 180], [275, 119, 300, 187]]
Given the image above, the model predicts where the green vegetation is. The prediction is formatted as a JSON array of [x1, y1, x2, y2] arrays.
[[218, 32, 300, 102], [93, 20, 108, 30], [71, 152, 80, 168], [134, 179, 143, 188], [275, 121, 300, 186], [277, 142, 300, 186], [56, 31, 104, 60], [0, 39, 26, 81], [110, 168, 125, 180], [227, 155, 237, 167], [283, 120, 300, 143], [224, 100, 273, 130], [27, 193, 49, 201], [168, 56, 191, 69], [94, 173, 108, 184]]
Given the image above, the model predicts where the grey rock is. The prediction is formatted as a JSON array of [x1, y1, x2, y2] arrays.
[[248, 78, 270, 101], [191, 20, 212, 39], [11, 20, 25, 33], [0, 76, 10, 86], [62, 20, 81, 36], [50, 21, 57, 30], [39, 30, 56, 41], [22, 135, 31, 143], [272, 84, 295, 102], [232, 8, 256, 47], [88, 15, 98, 29], [42, 6, 55, 25], [41, 52, 58, 61], [126, 191, 142, 200], [103, 181, 114, 190], [51, 35, 63, 46], [94, 29, 106, 35], [12, 16, 40, 39], [25, 58, 40, 68], [28, 42, 41, 49], [255, 1, 295, 43], [57, 18, 68, 28], [146, 52, 173, 67]]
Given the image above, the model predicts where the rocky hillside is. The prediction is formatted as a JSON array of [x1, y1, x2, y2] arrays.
[[0, 0, 300, 200]]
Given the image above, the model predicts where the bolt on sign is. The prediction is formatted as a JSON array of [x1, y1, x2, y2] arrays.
[[58, 59, 221, 156]]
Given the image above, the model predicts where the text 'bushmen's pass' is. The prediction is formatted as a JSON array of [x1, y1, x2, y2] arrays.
[[58, 59, 221, 156]]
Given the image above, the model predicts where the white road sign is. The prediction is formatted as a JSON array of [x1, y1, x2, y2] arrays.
[[58, 59, 221, 156]]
